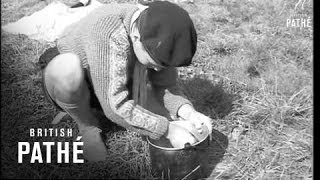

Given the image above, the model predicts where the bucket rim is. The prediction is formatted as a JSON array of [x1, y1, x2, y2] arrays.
[[147, 134, 209, 151]]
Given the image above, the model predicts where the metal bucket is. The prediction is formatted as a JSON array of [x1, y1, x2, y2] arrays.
[[147, 125, 210, 180]]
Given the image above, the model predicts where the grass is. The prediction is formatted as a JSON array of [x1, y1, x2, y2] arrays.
[[1, 0, 313, 179]]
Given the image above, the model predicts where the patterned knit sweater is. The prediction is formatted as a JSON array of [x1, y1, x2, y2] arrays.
[[57, 3, 192, 139]]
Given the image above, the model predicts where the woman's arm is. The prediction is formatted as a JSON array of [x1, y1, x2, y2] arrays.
[[148, 67, 194, 119], [86, 24, 169, 139]]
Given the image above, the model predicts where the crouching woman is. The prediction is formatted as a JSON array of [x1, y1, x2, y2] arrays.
[[39, 1, 213, 162]]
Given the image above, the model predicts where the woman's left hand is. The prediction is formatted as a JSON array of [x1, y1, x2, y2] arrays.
[[186, 111, 213, 140], [178, 104, 213, 140]]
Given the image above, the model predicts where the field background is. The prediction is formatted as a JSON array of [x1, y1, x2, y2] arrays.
[[1, 0, 313, 179]]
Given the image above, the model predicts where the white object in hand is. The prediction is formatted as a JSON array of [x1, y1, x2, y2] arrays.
[[167, 120, 203, 148]]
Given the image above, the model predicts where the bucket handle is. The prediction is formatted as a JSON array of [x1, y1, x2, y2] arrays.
[[181, 165, 201, 180]]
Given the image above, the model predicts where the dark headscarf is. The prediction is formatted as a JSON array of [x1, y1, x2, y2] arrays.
[[137, 1, 197, 67]]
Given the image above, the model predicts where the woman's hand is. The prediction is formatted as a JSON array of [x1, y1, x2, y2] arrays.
[[178, 104, 213, 140], [164, 121, 197, 148]]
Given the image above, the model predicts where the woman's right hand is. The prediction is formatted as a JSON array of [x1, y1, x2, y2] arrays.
[[164, 121, 197, 148]]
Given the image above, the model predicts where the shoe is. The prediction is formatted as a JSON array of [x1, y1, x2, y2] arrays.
[[79, 126, 108, 162]]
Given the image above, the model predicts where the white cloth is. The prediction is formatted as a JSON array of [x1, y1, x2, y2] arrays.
[[130, 4, 148, 31], [1, 0, 102, 42]]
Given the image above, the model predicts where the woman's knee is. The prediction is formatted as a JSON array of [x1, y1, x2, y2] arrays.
[[44, 53, 85, 95]]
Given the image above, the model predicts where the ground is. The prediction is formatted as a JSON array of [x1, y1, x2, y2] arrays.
[[1, 0, 313, 179]]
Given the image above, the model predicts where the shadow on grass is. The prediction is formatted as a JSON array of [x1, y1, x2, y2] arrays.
[[179, 76, 237, 119]]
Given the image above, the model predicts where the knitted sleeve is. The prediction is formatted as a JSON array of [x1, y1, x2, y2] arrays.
[[148, 67, 193, 119], [87, 22, 169, 139]]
